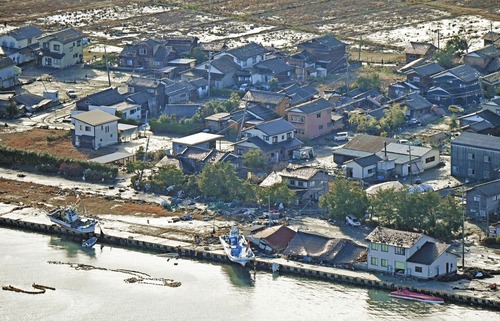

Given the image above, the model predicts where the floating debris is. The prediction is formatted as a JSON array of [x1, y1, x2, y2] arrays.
[[2, 283, 55, 295]]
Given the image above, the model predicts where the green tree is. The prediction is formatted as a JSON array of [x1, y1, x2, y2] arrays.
[[243, 149, 265, 169], [269, 78, 279, 90], [190, 47, 208, 64], [319, 177, 369, 221], [197, 162, 245, 201], [382, 104, 407, 131], [6, 100, 18, 118], [256, 180, 296, 207], [449, 116, 458, 132], [355, 74, 380, 91], [151, 165, 185, 192]]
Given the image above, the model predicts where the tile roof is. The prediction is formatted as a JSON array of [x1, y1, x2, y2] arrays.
[[366, 226, 424, 248], [226, 42, 267, 60], [279, 165, 324, 180], [411, 62, 445, 77], [451, 131, 500, 151], [280, 84, 318, 106], [254, 118, 296, 136], [209, 55, 241, 74], [164, 104, 200, 118], [289, 98, 333, 114], [72, 109, 119, 126], [79, 87, 125, 106], [4, 25, 43, 40], [298, 35, 346, 50], [407, 241, 452, 265], [13, 93, 45, 106], [243, 90, 288, 105], [400, 92, 432, 111], [404, 42, 436, 55], [253, 57, 294, 74], [351, 154, 382, 167], [128, 76, 161, 88], [0, 57, 15, 69], [247, 105, 281, 121], [343, 134, 397, 153], [433, 64, 482, 83], [469, 179, 500, 197], [126, 91, 154, 105]]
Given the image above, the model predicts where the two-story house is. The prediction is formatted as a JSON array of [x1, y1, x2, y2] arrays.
[[0, 25, 44, 65], [38, 28, 84, 68], [405, 62, 445, 93], [185, 55, 241, 89], [0, 57, 21, 89], [72, 109, 119, 149], [279, 164, 329, 202], [462, 45, 500, 75], [247, 57, 295, 85], [118, 39, 179, 69], [279, 83, 318, 107], [221, 42, 268, 69], [403, 42, 437, 64], [480, 71, 500, 99], [296, 35, 347, 73], [242, 90, 290, 117], [426, 64, 482, 107], [163, 37, 199, 56], [127, 76, 165, 116], [234, 118, 302, 163], [366, 227, 458, 278], [481, 97, 500, 116], [451, 132, 500, 181], [389, 92, 433, 119], [466, 179, 500, 221], [286, 98, 333, 141], [75, 87, 125, 112]]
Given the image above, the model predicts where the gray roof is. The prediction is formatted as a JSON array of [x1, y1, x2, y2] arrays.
[[72, 109, 119, 126], [289, 98, 333, 114], [13, 93, 45, 106], [280, 84, 318, 106], [247, 105, 281, 121], [4, 25, 43, 40], [332, 148, 373, 159], [410, 62, 445, 77], [400, 92, 432, 110], [254, 118, 296, 136], [253, 57, 294, 74], [128, 76, 161, 88], [404, 42, 436, 55], [243, 90, 288, 105], [78, 87, 125, 106], [0, 57, 15, 69], [366, 226, 424, 248], [451, 132, 500, 151], [226, 42, 267, 60], [298, 35, 346, 50], [41, 28, 83, 44], [126, 91, 153, 105], [343, 134, 397, 153], [385, 142, 432, 157], [433, 64, 482, 83], [164, 104, 201, 118], [407, 241, 452, 265], [351, 154, 382, 167], [469, 179, 500, 197], [210, 55, 241, 74]]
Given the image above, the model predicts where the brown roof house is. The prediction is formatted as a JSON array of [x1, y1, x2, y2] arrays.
[[404, 42, 437, 64], [366, 226, 458, 278], [249, 225, 297, 253]]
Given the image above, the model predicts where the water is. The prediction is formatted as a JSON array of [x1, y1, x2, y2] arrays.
[[1, 228, 497, 321]]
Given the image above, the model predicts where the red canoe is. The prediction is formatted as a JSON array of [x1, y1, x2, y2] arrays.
[[389, 289, 444, 304]]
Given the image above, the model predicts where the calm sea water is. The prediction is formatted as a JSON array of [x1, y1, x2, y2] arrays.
[[1, 228, 497, 321]]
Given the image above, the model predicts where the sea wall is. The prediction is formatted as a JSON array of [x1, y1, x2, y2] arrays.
[[1, 216, 499, 310]]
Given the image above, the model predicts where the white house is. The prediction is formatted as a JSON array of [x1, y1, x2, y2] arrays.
[[89, 101, 142, 122], [38, 28, 84, 69], [219, 42, 267, 69], [366, 226, 458, 279], [376, 143, 440, 178], [0, 25, 44, 64], [344, 154, 382, 180], [72, 109, 119, 150]]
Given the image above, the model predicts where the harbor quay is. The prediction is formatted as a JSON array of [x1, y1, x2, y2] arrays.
[[1, 215, 499, 311]]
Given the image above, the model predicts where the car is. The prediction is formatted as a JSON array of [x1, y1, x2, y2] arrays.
[[333, 131, 349, 142], [66, 89, 77, 99], [345, 215, 361, 227], [239, 83, 250, 91], [407, 118, 421, 126], [448, 105, 464, 114]]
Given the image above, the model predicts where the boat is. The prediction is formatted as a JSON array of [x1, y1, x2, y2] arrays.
[[82, 236, 98, 248], [219, 227, 255, 267], [389, 288, 444, 304], [47, 205, 98, 234]]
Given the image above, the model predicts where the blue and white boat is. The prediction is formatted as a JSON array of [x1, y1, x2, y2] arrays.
[[219, 228, 255, 267], [82, 236, 98, 248], [47, 205, 98, 234]]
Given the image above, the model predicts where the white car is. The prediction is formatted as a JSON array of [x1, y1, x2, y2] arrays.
[[333, 132, 349, 142], [66, 89, 77, 99], [345, 215, 361, 227]]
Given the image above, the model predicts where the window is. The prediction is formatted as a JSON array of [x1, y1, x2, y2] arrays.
[[272, 136, 277, 143], [367, 168, 374, 174], [43, 42, 49, 49], [484, 155, 491, 163], [237, 149, 243, 155], [153, 60, 160, 66], [105, 126, 110, 134], [468, 153, 475, 160], [381, 259, 388, 267], [139, 48, 147, 55], [371, 257, 378, 266], [77, 40, 81, 47], [53, 44, 60, 51], [84, 126, 91, 132], [395, 247, 405, 255], [474, 195, 480, 202], [281, 135, 285, 140], [371, 243, 378, 251], [286, 132, 292, 139], [263, 135, 269, 141], [28, 38, 32, 44], [415, 266, 422, 273], [319, 125, 323, 130], [298, 181, 304, 187], [468, 168, 475, 176], [316, 113, 321, 118], [381, 244, 388, 252], [425, 156, 435, 163], [492, 195, 497, 201]]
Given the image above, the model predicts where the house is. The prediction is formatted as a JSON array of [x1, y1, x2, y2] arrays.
[[466, 179, 500, 221], [427, 64, 482, 107], [103, 101, 142, 121], [483, 31, 500, 47], [283, 231, 366, 266], [332, 134, 396, 165], [279, 83, 318, 106], [366, 227, 458, 278], [0, 25, 44, 64], [76, 87, 125, 112], [205, 112, 231, 133], [186, 55, 241, 89], [0, 92, 15, 117], [72, 109, 119, 149], [164, 104, 201, 120], [166, 58, 197, 76], [163, 37, 199, 55], [344, 154, 383, 180], [287, 49, 318, 80], [171, 132, 223, 155], [249, 225, 297, 253], [13, 92, 51, 113], [247, 57, 294, 85], [188, 77, 209, 100], [451, 132, 500, 181], [389, 92, 433, 119], [481, 96, 500, 116], [127, 76, 164, 116], [286, 98, 334, 141], [242, 90, 290, 117], [403, 42, 437, 63], [480, 71, 500, 99], [405, 62, 445, 93], [118, 39, 178, 69], [162, 79, 193, 104], [274, 164, 329, 202], [38, 28, 84, 68], [387, 81, 421, 99], [459, 109, 500, 136], [0, 57, 21, 89], [296, 35, 347, 73], [462, 45, 500, 74], [234, 118, 302, 163], [221, 42, 268, 69]]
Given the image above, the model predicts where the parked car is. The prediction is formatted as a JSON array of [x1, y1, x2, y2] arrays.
[[239, 83, 250, 91], [448, 105, 464, 114], [333, 131, 349, 142], [407, 118, 421, 126], [345, 215, 361, 227], [66, 89, 77, 99]]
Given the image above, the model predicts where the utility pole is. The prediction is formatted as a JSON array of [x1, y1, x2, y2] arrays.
[[407, 144, 412, 185], [358, 35, 362, 62], [462, 187, 466, 269], [437, 29, 440, 50], [206, 51, 212, 98], [104, 44, 111, 87], [345, 53, 349, 93]]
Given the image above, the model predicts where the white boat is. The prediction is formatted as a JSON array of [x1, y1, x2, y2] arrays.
[[82, 236, 98, 248], [47, 205, 98, 234], [219, 228, 255, 267]]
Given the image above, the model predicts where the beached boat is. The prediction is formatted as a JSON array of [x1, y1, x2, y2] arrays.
[[47, 205, 98, 234], [219, 228, 255, 267], [389, 288, 444, 304], [82, 236, 98, 248]]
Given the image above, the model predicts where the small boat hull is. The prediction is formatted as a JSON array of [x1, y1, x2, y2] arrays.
[[389, 289, 444, 304], [82, 236, 98, 248]]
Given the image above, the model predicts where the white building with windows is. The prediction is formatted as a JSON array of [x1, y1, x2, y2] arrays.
[[38, 28, 83, 69], [365, 227, 458, 279], [72, 109, 119, 150], [0, 25, 44, 65]]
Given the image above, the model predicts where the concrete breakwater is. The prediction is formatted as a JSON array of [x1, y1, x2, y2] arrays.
[[1, 216, 499, 310]]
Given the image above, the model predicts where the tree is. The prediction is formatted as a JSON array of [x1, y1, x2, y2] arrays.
[[319, 177, 369, 221], [197, 162, 245, 201], [382, 104, 407, 131], [151, 165, 185, 192], [355, 74, 380, 91], [256, 180, 296, 207], [243, 149, 265, 169], [449, 116, 458, 132], [433, 35, 469, 69], [190, 47, 208, 64]]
